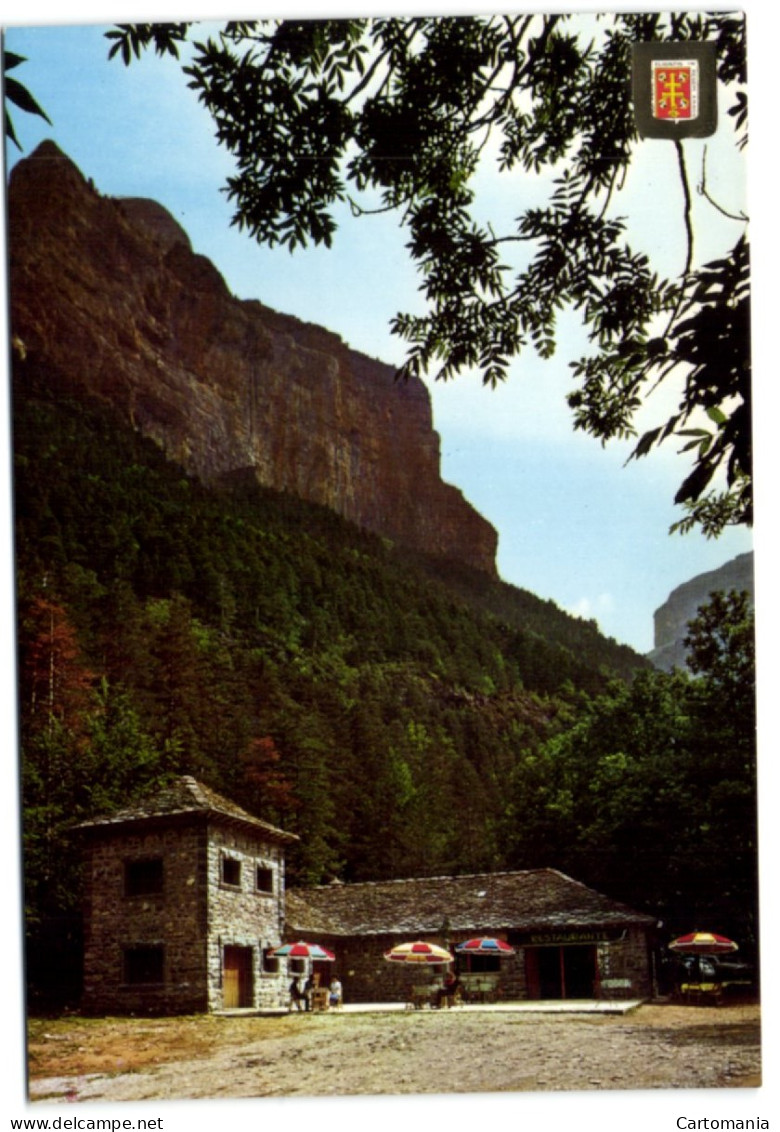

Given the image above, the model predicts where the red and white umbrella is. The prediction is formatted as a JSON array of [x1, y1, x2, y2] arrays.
[[668, 931, 738, 955], [455, 937, 516, 956], [384, 940, 453, 964], [271, 940, 336, 961]]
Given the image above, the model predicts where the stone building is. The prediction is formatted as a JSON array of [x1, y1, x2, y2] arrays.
[[78, 779, 656, 1013], [79, 777, 298, 1014], [286, 870, 657, 1004]]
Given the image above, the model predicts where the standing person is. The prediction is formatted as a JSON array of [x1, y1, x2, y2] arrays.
[[289, 976, 305, 1012]]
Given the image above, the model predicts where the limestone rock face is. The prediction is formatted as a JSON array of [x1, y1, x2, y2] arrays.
[[647, 552, 754, 671], [8, 141, 498, 575]]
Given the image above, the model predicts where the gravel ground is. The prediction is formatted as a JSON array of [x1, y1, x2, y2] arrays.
[[28, 1001, 761, 1103]]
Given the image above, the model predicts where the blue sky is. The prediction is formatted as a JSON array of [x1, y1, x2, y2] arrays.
[[2, 9, 759, 654]]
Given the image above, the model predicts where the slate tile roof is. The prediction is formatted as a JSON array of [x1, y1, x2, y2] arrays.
[[77, 775, 298, 844], [286, 869, 654, 938]]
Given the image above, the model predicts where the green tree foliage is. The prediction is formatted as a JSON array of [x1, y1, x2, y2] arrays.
[[681, 589, 757, 941], [18, 594, 164, 952], [504, 592, 757, 948], [15, 362, 635, 910], [105, 12, 750, 536], [13, 360, 756, 997], [683, 588, 755, 705]]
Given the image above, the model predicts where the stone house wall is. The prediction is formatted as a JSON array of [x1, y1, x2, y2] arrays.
[[205, 823, 287, 1011], [331, 934, 525, 1004], [82, 819, 209, 1014], [597, 927, 653, 999], [330, 933, 434, 1004], [495, 952, 527, 1000], [82, 816, 290, 1014], [324, 928, 651, 1005]]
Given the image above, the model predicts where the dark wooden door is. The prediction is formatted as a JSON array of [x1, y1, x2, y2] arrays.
[[525, 945, 597, 999], [563, 945, 596, 998], [223, 946, 253, 1008]]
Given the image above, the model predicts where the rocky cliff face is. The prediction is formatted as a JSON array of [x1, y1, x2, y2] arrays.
[[647, 552, 754, 671], [8, 141, 497, 575]]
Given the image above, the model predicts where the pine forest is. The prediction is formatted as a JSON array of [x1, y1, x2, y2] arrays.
[[13, 357, 757, 1006]]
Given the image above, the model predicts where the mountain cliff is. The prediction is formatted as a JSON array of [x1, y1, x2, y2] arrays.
[[8, 140, 497, 576], [647, 551, 754, 672]]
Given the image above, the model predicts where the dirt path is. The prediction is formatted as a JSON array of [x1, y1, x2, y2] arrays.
[[28, 1002, 761, 1103]]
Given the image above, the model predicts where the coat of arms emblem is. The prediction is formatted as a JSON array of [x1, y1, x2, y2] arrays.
[[652, 60, 699, 121], [632, 42, 717, 139]]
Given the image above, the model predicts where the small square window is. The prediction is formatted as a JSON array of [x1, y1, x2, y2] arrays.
[[262, 947, 280, 974], [222, 856, 241, 887], [256, 866, 274, 895], [467, 953, 501, 973], [125, 858, 163, 897], [124, 945, 164, 985]]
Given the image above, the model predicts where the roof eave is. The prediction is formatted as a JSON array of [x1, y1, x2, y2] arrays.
[[77, 807, 299, 845]]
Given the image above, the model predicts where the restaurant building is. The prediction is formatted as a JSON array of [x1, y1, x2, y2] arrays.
[[286, 871, 657, 1004], [78, 778, 655, 1012]]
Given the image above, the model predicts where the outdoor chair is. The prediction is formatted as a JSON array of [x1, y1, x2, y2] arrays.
[[459, 975, 500, 1003], [439, 984, 463, 1008], [310, 987, 330, 1011], [407, 984, 436, 1009]]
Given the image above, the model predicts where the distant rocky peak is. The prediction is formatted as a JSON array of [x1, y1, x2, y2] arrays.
[[647, 552, 754, 672]]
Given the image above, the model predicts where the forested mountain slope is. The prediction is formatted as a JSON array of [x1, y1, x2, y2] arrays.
[[13, 355, 757, 1007], [14, 352, 648, 881]]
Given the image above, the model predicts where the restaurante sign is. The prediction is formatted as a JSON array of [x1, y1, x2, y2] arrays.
[[512, 928, 627, 947]]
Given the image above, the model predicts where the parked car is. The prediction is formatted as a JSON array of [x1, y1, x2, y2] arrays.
[[669, 954, 756, 1003]]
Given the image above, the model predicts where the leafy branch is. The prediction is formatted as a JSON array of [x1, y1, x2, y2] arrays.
[[3, 48, 51, 150], [102, 14, 750, 537]]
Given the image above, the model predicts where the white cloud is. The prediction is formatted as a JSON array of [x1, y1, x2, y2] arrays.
[[566, 593, 616, 627]]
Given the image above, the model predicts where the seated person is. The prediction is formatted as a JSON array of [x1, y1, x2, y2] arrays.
[[329, 976, 343, 1008], [434, 971, 459, 1008], [303, 972, 321, 1011]]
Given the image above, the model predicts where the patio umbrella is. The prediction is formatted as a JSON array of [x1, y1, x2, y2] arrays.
[[271, 941, 336, 961], [668, 932, 738, 955], [455, 937, 516, 956], [383, 940, 453, 964]]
